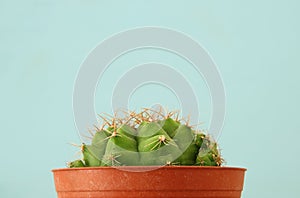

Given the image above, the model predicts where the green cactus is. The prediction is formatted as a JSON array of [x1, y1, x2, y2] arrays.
[[158, 117, 180, 138], [82, 144, 102, 166], [102, 138, 139, 166], [68, 108, 223, 167], [67, 159, 85, 168]]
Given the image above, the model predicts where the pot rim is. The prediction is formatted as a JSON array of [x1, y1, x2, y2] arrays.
[[52, 166, 246, 172]]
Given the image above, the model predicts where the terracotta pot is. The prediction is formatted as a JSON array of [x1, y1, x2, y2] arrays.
[[52, 166, 246, 198]]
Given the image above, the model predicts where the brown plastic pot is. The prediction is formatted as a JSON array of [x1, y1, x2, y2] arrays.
[[52, 166, 246, 198]]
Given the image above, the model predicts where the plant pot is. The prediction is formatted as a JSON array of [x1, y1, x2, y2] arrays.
[[52, 166, 246, 198]]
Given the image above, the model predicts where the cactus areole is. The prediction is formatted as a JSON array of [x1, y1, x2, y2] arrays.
[[52, 108, 246, 198]]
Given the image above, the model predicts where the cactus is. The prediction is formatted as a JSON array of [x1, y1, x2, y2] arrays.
[[68, 108, 223, 167]]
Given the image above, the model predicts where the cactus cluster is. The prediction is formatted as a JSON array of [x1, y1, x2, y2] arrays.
[[68, 108, 223, 167]]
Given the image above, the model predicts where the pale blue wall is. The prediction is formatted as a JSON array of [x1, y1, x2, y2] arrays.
[[1, 1, 299, 197]]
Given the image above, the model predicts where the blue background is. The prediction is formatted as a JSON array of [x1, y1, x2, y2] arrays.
[[1, 1, 299, 197]]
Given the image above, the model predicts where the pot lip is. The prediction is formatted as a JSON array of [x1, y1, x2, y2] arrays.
[[52, 166, 246, 172]]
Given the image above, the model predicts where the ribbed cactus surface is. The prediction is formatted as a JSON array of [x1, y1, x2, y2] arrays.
[[68, 109, 223, 167]]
